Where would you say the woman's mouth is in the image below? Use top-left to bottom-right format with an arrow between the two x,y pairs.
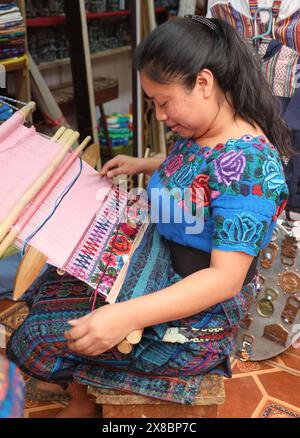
170,124 -> 179,132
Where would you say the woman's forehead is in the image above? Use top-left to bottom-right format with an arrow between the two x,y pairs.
140,72 -> 181,99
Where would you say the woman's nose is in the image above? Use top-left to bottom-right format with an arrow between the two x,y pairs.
154,104 -> 168,122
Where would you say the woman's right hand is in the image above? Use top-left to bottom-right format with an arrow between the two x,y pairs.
100,155 -> 145,178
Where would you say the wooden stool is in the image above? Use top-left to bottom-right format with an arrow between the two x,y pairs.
88,374 -> 225,418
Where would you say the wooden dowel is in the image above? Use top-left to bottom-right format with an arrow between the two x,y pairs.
57,129 -> 75,145
19,101 -> 36,120
0,131 -> 79,243
117,339 -> 133,355
52,126 -> 66,142
126,330 -> 143,345
0,136 -> 91,259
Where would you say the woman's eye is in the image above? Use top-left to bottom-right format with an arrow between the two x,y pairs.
160,102 -> 167,108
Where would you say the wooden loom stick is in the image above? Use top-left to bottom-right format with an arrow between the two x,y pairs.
57,128 -> 75,145
19,101 -> 37,120
117,340 -> 133,354
52,126 -> 66,142
12,136 -> 91,300
126,330 -> 143,345
0,130 -> 79,243
0,136 -> 91,259
13,246 -> 48,301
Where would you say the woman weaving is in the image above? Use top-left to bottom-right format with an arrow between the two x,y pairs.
7,16 -> 290,417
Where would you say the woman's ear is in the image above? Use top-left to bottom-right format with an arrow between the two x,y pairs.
196,69 -> 214,99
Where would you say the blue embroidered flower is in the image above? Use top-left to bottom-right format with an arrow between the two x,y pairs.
219,213 -> 263,248
262,158 -> 285,190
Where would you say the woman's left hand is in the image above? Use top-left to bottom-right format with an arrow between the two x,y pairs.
64,303 -> 135,356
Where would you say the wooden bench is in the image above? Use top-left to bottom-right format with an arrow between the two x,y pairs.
88,374 -> 225,418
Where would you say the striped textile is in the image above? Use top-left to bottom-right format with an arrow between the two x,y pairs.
6,225 -> 257,405
0,356 -> 24,418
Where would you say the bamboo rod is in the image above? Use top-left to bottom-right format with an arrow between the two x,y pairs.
0,136 -> 91,258
52,126 -> 67,142
126,330 -> 143,345
57,129 -> 75,145
117,339 -> 133,354
19,101 -> 36,120
0,131 -> 79,243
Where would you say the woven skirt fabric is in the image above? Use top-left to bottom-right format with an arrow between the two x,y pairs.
6,267 -> 232,405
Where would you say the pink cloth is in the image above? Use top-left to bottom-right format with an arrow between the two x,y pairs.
0,115 -> 112,268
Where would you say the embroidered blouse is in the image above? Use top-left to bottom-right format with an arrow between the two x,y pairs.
147,134 -> 289,257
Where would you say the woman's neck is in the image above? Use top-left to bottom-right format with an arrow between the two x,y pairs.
194,98 -> 265,148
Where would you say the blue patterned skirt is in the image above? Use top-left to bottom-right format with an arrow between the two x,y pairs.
7,226 -> 257,405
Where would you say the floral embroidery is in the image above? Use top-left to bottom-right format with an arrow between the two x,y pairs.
262,158 -> 286,190
102,252 -> 117,267
272,199 -> 288,221
189,174 -> 211,208
203,149 -> 213,158
213,150 -> 246,186
112,234 -> 132,255
165,153 -> 184,177
258,135 -> 267,144
155,135 -> 288,257
252,184 -> 263,196
171,163 -> 198,187
242,135 -> 254,142
240,184 -> 250,196
217,213 -> 263,249
253,142 -> 264,152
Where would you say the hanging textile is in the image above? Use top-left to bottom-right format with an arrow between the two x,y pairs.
208,0 -> 300,52
0,111 -> 149,299
207,0 -> 300,21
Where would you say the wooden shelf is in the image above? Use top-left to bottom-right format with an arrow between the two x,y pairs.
0,56 -> 28,73
36,45 -> 131,71
90,45 -> 131,60
26,7 -> 167,27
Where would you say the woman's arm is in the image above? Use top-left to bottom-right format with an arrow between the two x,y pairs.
143,157 -> 165,176
100,155 -> 165,178
65,250 -> 253,356
124,249 -> 254,329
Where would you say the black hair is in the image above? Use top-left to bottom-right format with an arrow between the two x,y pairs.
134,17 -> 293,159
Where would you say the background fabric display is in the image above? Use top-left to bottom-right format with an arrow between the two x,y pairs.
207,0 -> 300,21
208,1 -> 300,212
0,0 -> 25,61
207,0 -> 300,53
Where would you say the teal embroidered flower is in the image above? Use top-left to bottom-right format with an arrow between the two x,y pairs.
172,163 -> 197,187
219,213 -> 263,248
262,158 -> 285,190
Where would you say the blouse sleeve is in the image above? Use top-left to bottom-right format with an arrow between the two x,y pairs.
208,143 -> 289,256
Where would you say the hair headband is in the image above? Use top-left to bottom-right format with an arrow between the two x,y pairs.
184,15 -> 219,35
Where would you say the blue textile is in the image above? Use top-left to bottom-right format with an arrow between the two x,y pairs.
147,135 -> 289,255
